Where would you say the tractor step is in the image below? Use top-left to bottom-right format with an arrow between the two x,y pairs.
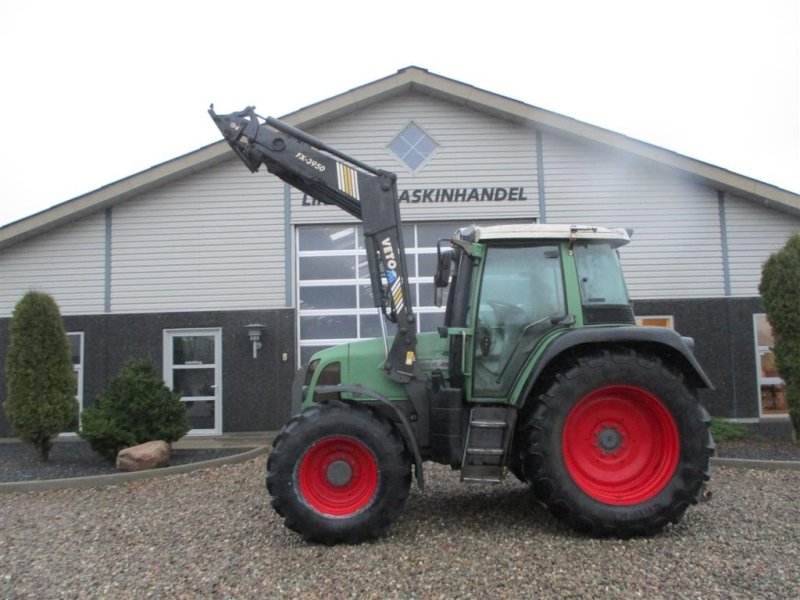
470,420 -> 508,428
460,406 -> 516,484
466,447 -> 504,455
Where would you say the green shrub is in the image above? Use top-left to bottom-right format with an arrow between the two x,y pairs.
4,292 -> 77,461
759,233 -> 800,442
709,418 -> 748,442
80,359 -> 189,463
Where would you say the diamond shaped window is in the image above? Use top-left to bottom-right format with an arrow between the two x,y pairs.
388,122 -> 439,171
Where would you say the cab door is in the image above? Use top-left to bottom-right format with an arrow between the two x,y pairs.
469,244 -> 567,400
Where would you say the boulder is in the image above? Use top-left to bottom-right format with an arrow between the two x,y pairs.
116,440 -> 172,472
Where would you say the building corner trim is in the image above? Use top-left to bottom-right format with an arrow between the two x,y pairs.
104,207 -> 112,313
717,190 -> 731,297
536,130 -> 546,223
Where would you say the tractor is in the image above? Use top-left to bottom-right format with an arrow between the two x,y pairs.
210,106 -> 714,544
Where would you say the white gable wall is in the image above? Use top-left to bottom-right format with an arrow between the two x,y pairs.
110,159 -> 286,313
725,193 -> 800,296
1,159 -> 289,318
3,92 -> 799,320
0,211 -> 106,316
541,132 -> 725,299
291,91 -> 539,224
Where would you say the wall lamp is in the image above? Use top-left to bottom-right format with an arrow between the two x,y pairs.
245,323 -> 265,359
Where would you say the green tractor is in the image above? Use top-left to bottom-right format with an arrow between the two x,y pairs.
211,107 -> 714,544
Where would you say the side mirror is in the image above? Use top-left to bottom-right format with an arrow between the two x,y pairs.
433,242 -> 454,307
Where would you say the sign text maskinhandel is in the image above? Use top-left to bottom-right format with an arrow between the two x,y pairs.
301,187 -> 528,206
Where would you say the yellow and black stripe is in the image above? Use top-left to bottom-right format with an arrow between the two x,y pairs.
336,162 -> 360,200
390,278 -> 405,313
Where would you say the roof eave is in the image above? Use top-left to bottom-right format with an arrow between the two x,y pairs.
0,142 -> 232,250
2,66 -> 798,249
290,67 -> 799,216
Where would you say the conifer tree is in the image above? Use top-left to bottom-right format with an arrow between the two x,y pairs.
4,291 -> 77,461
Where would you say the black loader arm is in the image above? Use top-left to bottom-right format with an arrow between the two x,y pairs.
209,106 -> 421,383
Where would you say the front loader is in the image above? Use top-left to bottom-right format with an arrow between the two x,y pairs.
210,107 -> 714,544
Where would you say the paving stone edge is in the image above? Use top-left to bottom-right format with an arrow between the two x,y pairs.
0,445 -> 269,494
709,456 -> 800,471
2,450 -> 798,494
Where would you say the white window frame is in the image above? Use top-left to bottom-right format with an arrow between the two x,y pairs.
753,314 -> 787,419
295,224 -> 447,366
60,331 -> 84,436
387,120 -> 441,173
163,328 -> 223,435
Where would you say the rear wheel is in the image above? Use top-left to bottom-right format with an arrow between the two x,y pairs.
267,403 -> 411,544
520,348 -> 713,537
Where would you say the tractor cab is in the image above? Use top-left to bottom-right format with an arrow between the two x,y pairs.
438,224 -> 635,402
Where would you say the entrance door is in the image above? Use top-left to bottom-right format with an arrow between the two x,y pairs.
164,328 -> 222,434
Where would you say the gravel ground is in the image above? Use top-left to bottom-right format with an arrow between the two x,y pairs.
1,456 -> 798,599
0,441 -> 245,482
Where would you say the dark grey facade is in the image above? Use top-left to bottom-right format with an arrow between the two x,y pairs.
0,296 -> 769,437
632,297 -> 764,419
0,309 -> 296,437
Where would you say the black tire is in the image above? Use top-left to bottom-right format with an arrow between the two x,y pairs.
519,348 -> 714,537
266,402 -> 411,544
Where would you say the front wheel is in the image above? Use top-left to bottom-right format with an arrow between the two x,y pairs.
520,348 -> 714,537
267,403 -> 411,544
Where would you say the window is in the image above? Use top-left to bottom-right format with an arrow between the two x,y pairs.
635,316 -> 674,328
388,122 -> 439,172
573,243 -> 630,305
754,314 -> 787,416
296,223 -> 428,364
295,221 -> 522,365
63,332 -> 84,433
164,329 -> 222,433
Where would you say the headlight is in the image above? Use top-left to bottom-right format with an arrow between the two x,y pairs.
313,362 -> 341,402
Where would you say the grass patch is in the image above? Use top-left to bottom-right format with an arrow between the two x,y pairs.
709,418 -> 748,442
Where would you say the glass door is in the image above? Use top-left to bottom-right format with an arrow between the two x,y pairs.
164,328 -> 222,434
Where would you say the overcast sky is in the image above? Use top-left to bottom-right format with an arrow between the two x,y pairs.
0,0 -> 797,227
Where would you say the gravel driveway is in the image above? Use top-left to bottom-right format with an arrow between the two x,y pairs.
1,456 -> 798,599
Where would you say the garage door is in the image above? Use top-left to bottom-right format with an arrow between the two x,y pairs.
296,220 -> 521,364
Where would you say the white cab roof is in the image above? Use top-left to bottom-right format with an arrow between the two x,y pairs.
464,223 -> 632,246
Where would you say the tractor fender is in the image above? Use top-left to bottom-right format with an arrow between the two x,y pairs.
315,384 -> 425,491
518,326 -> 714,406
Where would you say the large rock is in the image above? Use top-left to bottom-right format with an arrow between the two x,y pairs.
116,441 -> 172,472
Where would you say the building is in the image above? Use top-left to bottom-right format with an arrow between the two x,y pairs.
1,67 -> 798,436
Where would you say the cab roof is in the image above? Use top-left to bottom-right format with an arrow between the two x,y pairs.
460,223 -> 632,246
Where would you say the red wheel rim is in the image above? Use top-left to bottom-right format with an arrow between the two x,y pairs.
562,385 -> 680,505
297,436 -> 378,516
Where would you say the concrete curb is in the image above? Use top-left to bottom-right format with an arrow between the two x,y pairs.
0,445 -> 269,494
710,456 -> 800,471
